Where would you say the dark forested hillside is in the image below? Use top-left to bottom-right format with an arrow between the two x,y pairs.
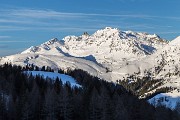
0,63 -> 179,120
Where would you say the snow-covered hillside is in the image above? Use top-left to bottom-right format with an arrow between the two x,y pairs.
143,36 -> 180,108
2,27 -> 180,109
0,53 -> 111,81
25,71 -> 80,87
149,90 -> 180,109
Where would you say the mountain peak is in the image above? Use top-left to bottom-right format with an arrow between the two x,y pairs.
94,27 -> 120,35
22,27 -> 166,58
44,38 -> 59,45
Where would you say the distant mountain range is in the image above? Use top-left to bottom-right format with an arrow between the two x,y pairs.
1,27 -> 180,109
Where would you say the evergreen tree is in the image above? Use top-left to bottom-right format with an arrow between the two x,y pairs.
88,87 -> 102,120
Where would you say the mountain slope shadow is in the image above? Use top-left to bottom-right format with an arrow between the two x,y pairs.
55,46 -> 102,66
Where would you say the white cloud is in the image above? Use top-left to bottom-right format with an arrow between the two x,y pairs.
0,8 -> 155,32
158,31 -> 180,34
9,9 -> 178,21
0,25 -> 29,31
0,8 -> 158,23
0,40 -> 35,43
1,9 -> 86,19
0,36 -> 11,39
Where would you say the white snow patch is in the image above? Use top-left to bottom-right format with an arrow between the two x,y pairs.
25,71 -> 81,87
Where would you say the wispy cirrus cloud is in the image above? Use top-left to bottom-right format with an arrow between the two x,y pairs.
0,8 -> 156,19
0,40 -> 32,43
0,36 -> 11,39
9,9 -> 180,21
0,25 -> 29,31
4,9 -> 85,19
0,8 -> 180,37
158,31 -> 180,35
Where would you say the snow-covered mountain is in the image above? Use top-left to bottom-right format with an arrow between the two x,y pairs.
22,27 -> 166,60
0,27 -> 168,80
2,27 -> 167,80
3,27 -> 180,108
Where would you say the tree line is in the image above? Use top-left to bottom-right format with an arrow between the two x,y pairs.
0,63 -> 179,120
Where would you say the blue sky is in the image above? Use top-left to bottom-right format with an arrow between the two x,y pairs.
0,0 -> 180,56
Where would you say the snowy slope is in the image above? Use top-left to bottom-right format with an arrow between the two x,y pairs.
148,90 -> 180,109
169,36 -> 180,45
25,71 -> 80,87
0,53 -> 111,81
